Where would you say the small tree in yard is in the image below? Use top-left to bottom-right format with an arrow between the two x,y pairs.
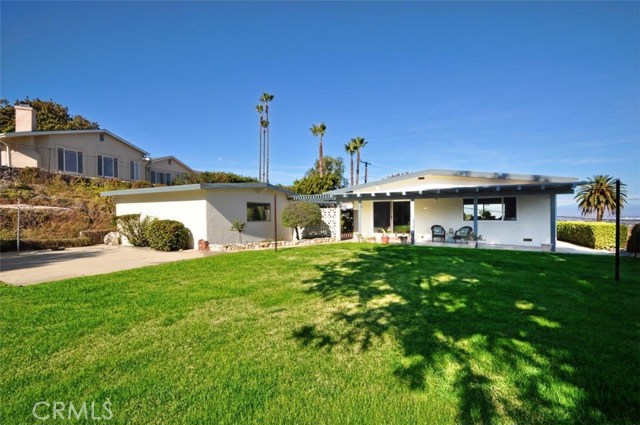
282,202 -> 322,240
230,219 -> 246,243
627,224 -> 640,257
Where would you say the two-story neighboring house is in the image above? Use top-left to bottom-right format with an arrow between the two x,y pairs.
0,105 -> 196,183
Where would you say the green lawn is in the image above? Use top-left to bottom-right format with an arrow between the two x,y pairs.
1,244 -> 639,424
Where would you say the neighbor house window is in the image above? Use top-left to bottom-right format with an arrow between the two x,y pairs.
98,155 -> 118,178
463,197 -> 517,221
373,201 -> 410,232
247,202 -> 271,221
57,148 -> 83,174
150,171 -> 171,185
130,161 -> 140,180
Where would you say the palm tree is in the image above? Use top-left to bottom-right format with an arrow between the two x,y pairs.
260,93 -> 274,182
344,140 -> 356,186
310,122 -> 327,176
575,175 -> 627,221
352,136 -> 367,185
256,104 -> 264,182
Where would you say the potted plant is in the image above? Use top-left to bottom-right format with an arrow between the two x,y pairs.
378,228 -> 390,244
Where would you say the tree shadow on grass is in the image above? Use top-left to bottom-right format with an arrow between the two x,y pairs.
293,244 -> 640,425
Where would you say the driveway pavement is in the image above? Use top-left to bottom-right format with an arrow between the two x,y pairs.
0,245 -> 214,286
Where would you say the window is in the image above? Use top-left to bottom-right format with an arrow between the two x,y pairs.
247,202 -> 271,221
373,201 -> 410,232
98,155 -> 118,178
99,133 -> 104,142
57,148 -> 83,174
130,161 -> 140,180
463,197 -> 517,221
151,171 -> 172,185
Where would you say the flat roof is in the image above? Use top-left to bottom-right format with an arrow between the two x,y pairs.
101,183 -> 296,197
328,168 -> 579,195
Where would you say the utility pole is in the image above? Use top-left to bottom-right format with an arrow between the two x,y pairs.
360,160 -> 371,184
615,178 -> 621,281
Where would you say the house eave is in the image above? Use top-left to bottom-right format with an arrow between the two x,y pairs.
101,182 -> 296,198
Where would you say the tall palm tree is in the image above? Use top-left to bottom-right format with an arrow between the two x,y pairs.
575,175 -> 627,221
256,104 -> 264,182
260,93 -> 274,183
344,140 -> 357,186
352,136 -> 367,185
310,122 -> 327,176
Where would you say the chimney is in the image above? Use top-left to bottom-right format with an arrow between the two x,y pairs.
15,105 -> 36,132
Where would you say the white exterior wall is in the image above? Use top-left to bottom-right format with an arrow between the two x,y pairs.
359,195 -> 552,247
206,189 -> 293,244
113,190 -> 208,248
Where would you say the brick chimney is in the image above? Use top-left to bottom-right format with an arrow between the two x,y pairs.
15,105 -> 36,132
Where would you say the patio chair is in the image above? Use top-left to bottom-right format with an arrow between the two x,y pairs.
431,225 -> 446,242
453,226 -> 473,244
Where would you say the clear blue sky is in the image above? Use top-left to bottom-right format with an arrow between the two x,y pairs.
2,1 -> 639,216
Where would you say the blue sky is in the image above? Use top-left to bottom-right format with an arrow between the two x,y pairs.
2,1 -> 639,216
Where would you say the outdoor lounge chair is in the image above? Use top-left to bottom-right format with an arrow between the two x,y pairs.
453,226 -> 473,243
431,225 -> 446,242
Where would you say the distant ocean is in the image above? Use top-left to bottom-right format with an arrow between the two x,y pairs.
558,216 -> 640,229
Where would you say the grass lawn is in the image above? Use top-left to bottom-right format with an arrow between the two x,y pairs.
1,244 -> 639,424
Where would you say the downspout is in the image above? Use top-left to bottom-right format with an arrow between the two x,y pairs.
0,134 -> 11,168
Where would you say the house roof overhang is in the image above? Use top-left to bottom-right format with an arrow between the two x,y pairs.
329,181 -> 581,202
100,183 -> 296,198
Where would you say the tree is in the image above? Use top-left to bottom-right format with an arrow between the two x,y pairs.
310,122 -> 327,177
344,139 -> 356,186
256,104 -> 264,182
351,137 -> 367,185
575,175 -> 627,221
281,202 -> 322,240
173,171 -> 257,185
260,92 -> 274,182
627,224 -> 640,256
230,218 -> 247,243
291,156 -> 347,195
0,98 -> 99,132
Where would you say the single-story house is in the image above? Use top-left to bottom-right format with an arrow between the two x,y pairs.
101,183 -> 296,248
327,169 -> 581,252
0,105 -> 150,180
148,156 -> 196,185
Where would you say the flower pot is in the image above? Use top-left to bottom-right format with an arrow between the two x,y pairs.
381,236 -> 390,244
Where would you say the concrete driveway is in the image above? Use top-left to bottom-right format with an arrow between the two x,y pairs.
0,245 -> 215,286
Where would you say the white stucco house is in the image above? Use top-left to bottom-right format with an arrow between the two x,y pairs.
101,183 -> 295,248
327,169 -> 581,252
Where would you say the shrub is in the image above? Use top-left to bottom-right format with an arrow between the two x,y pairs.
557,221 -> 628,250
146,219 -> 190,251
115,214 -> 154,247
79,229 -> 114,245
626,224 -> 640,255
0,237 -> 91,252
282,202 -> 322,240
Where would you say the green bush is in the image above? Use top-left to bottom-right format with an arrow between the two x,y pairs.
146,219 -> 190,251
115,214 -> 154,247
0,237 -> 91,252
557,221 -> 628,250
282,202 -> 322,240
79,229 -> 114,245
626,224 -> 640,255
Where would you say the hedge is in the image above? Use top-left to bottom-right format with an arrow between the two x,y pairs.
0,237 -> 91,252
79,229 -> 114,245
146,219 -> 190,251
557,221 -> 628,250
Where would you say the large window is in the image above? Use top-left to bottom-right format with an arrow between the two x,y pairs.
247,202 -> 271,221
373,201 -> 410,232
98,155 -> 118,178
57,148 -> 83,174
130,161 -> 140,181
150,171 -> 172,185
463,197 -> 517,221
